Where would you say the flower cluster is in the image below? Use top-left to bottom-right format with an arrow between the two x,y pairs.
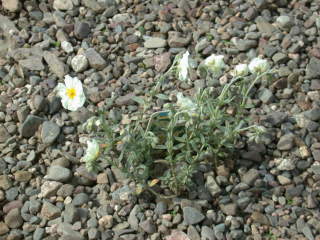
177,52 -> 270,80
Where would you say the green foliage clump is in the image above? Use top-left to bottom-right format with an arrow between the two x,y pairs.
83,53 -> 272,197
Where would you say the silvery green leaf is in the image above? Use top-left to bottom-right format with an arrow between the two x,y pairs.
156,94 -> 169,100
131,96 -> 145,105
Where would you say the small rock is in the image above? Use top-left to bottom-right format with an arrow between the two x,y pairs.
306,57 -> 320,79
85,48 -> 107,70
275,158 -> 296,171
53,0 -> 73,10
154,52 -> 171,73
45,165 -> 72,183
201,226 -> 215,240
277,175 -> 291,185
255,0 -> 267,8
75,22 -> 91,39
19,57 -> 44,71
71,55 -> 88,73
61,41 -> 74,53
72,193 -> 89,206
83,0 -> 106,12
307,194 -> 318,209
39,181 -> 62,198
29,200 -> 41,215
43,51 -> 68,78
255,16 -> 278,36
264,112 -> 287,126
57,222 -> 84,240
165,230 -> 190,240
41,121 -> 61,144
98,215 -> 113,229
3,200 -> 23,214
96,173 -> 108,184
258,88 -> 274,103
272,52 -> 288,64
14,171 -> 32,182
251,211 -> 270,225
111,185 -> 134,201
0,175 -> 12,190
139,219 -> 157,234
32,95 -> 46,112
0,222 -> 9,235
63,204 -> 80,223
277,134 -> 295,150
241,169 -> 259,185
276,16 -> 291,29
304,108 -> 320,121
205,175 -> 221,198
5,208 -> 23,228
20,115 -> 44,138
168,31 -> 191,47
128,205 -> 141,230
41,201 -> 61,220
220,203 -> 237,216
115,93 -> 135,106
183,207 -> 205,225
302,225 -> 314,240
33,228 -> 45,240
2,0 -> 21,12
233,38 -> 257,51
144,37 -> 167,48
154,201 -> 167,215
195,38 -> 210,53
49,96 -> 62,114
0,126 -> 10,143
187,225 -> 200,240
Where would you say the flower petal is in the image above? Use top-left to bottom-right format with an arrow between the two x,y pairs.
56,83 -> 66,98
64,75 -> 74,88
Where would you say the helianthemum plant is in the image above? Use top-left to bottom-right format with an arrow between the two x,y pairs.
82,52 -> 272,197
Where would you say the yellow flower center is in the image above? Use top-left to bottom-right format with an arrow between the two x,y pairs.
66,88 -> 77,99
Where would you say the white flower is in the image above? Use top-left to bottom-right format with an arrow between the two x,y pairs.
204,54 -> 226,73
176,92 -> 197,111
56,75 -> 85,111
232,64 -> 249,77
83,116 -> 101,132
81,139 -> 100,166
178,51 -> 190,81
248,58 -> 269,74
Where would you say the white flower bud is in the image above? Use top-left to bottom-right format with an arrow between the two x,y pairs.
204,54 -> 226,73
232,64 -> 249,77
178,51 -> 190,81
248,58 -> 269,74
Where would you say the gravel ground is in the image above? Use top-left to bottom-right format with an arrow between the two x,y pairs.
0,0 -> 320,239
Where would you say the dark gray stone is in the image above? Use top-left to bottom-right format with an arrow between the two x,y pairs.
72,193 -> 89,206
43,51 -> 68,78
64,204 -> 79,223
183,206 -> 205,225
41,121 -> 61,144
277,134 -> 295,150
20,115 -> 44,138
58,222 -> 84,240
5,208 -> 23,228
139,219 -> 156,234
33,228 -> 45,240
306,57 -> 320,79
46,166 -> 72,183
85,48 -> 107,70
75,22 -> 90,39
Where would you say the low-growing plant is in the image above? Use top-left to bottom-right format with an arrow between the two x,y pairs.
82,53 -> 273,197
